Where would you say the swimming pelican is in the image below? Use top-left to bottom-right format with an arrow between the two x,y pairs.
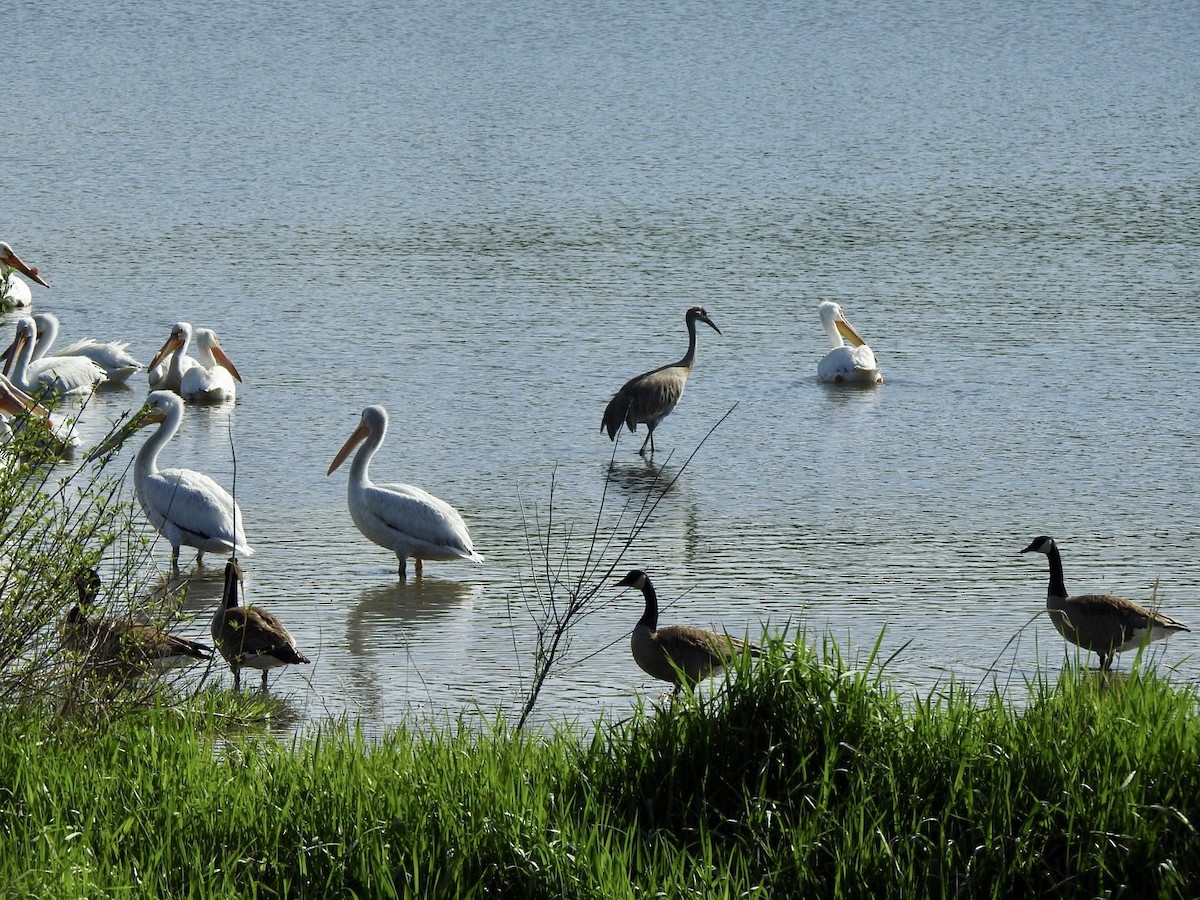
88,390 -> 253,576
146,322 -> 201,393
31,312 -> 142,385
817,301 -> 883,385
1022,536 -> 1188,670
616,569 -> 759,694
62,568 -> 213,671
0,241 -> 49,310
327,404 -> 483,580
180,327 -> 241,403
211,558 -> 310,690
0,373 -> 76,459
3,316 -> 107,399
602,306 -> 721,456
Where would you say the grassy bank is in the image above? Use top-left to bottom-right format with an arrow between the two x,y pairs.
2,640 -> 1198,898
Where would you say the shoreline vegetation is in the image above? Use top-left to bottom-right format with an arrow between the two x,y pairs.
2,642 -> 1199,898
2,411 -> 1198,897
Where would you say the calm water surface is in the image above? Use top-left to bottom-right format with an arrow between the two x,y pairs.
4,0 -> 1199,731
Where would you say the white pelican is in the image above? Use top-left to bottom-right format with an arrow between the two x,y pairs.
180,327 -> 242,404
146,322 -> 201,393
0,373 -> 76,459
817,301 -> 883,385
602,306 -> 721,456
88,390 -> 253,576
211,558 -> 310,690
327,404 -> 483,580
31,312 -> 143,385
0,241 -> 49,310
3,316 -> 107,399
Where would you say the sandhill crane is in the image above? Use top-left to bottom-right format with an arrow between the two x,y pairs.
616,569 -> 757,693
1021,535 -> 1188,670
602,306 -> 721,455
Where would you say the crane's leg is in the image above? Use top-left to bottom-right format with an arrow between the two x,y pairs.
638,429 -> 653,455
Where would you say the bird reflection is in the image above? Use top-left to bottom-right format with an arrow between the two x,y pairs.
604,457 -> 678,496
346,580 -> 478,657
149,564 -> 230,613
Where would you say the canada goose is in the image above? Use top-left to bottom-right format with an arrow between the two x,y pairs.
211,559 -> 310,690
602,306 -> 721,456
61,568 -> 212,671
616,569 -> 757,693
817,301 -> 882,384
1021,535 -> 1189,670
327,404 -> 483,580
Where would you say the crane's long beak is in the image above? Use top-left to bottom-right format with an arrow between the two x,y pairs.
327,424 -> 369,475
0,247 -> 49,288
835,316 -> 867,347
211,343 -> 243,382
147,336 -> 184,372
704,317 -> 722,336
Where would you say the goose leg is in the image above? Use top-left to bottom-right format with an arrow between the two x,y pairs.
261,669 -> 269,691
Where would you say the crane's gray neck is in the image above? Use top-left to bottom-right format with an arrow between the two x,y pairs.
1045,543 -> 1067,601
677,312 -> 700,370
636,578 -> 660,630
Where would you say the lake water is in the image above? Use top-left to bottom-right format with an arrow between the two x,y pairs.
5,0 -> 1199,731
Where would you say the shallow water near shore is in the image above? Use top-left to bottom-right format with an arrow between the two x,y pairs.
5,0 -> 1199,732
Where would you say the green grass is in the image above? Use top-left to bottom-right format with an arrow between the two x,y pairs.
1,642 -> 1198,898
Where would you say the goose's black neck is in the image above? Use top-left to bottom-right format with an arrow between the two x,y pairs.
636,578 -> 660,630
1045,542 -> 1067,600
223,561 -> 242,610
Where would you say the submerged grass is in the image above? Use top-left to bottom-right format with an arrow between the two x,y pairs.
2,639 -> 1199,898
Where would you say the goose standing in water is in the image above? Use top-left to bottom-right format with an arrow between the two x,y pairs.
0,241 -> 49,310
62,568 -> 213,671
602,306 -> 721,456
816,301 -> 883,385
1021,535 -> 1188,670
87,391 -> 253,576
327,404 -> 482,580
211,559 -> 309,690
616,569 -> 758,693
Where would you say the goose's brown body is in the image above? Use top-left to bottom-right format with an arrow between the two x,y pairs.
618,569 -> 756,692
211,559 -> 310,690
1022,536 -> 1188,670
